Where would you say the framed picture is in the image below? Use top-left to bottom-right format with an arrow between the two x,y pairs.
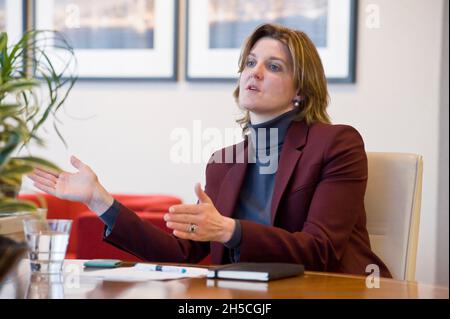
0,0 -> 25,44
34,0 -> 178,80
186,0 -> 357,83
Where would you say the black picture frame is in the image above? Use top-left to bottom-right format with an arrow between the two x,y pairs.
33,0 -> 179,81
185,0 -> 357,83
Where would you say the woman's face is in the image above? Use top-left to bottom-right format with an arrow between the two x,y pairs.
239,37 -> 299,118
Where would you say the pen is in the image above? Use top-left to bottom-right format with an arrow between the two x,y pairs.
134,263 -> 187,274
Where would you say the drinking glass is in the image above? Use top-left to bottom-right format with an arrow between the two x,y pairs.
22,219 -> 72,274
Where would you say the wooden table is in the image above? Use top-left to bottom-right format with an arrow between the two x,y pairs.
0,259 -> 447,299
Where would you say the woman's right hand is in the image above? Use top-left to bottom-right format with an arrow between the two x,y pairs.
27,155 -> 114,215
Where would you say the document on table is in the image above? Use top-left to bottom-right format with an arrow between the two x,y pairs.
81,264 -> 209,282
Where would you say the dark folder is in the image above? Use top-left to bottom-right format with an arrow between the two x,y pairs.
207,262 -> 304,281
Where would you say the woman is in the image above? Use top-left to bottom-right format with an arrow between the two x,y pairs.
29,23 -> 391,278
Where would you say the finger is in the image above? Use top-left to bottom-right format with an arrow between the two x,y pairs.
33,167 -> 60,179
28,172 -> 56,186
169,204 -> 202,214
33,182 -> 56,196
195,183 -> 212,204
27,173 -> 37,181
164,213 -> 199,224
165,221 -> 192,232
70,155 -> 84,170
172,230 -> 195,240
27,173 -> 41,184
31,169 -> 59,183
28,173 -> 56,188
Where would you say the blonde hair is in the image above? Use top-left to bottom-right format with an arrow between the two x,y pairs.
234,23 -> 331,133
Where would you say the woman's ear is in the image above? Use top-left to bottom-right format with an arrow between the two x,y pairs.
296,91 -> 304,101
293,93 -> 305,107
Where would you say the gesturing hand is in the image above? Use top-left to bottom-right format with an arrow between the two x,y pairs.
165,183 -> 236,243
27,155 -> 113,215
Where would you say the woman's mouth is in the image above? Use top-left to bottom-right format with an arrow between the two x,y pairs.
246,84 -> 260,92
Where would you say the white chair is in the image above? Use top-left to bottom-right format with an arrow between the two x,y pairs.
365,152 -> 423,281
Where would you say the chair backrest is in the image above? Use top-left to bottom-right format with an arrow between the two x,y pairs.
365,152 -> 423,281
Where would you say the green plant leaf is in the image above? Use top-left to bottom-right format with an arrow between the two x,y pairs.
12,156 -> 61,172
0,164 -> 34,177
0,79 -> 40,95
0,32 -> 7,52
0,104 -> 23,119
0,175 -> 22,186
0,132 -> 22,168
0,198 -> 37,214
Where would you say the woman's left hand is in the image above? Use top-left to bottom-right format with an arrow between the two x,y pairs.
165,183 -> 236,243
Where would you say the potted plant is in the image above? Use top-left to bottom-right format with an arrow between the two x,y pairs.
0,30 -> 77,216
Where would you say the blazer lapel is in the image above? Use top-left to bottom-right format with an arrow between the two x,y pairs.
214,140 -> 249,218
270,121 -> 309,224
212,140 -> 249,264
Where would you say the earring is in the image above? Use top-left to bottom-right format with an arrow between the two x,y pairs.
294,100 -> 300,107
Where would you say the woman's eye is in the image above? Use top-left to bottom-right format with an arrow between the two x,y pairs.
246,60 -> 256,67
269,64 -> 281,72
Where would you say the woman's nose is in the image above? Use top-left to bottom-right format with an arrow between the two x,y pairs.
250,63 -> 264,80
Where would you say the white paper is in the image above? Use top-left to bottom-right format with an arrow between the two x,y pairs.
81,268 -> 188,282
81,266 -> 208,282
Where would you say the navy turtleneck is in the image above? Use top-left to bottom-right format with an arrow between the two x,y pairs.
224,107 -> 299,260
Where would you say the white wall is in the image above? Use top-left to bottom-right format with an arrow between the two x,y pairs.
436,0 -> 449,286
328,0 -> 445,285
20,0 -> 448,285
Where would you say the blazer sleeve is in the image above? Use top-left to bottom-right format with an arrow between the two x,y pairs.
103,198 -> 211,263
237,125 -> 368,271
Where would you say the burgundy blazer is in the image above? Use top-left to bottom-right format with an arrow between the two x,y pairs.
104,120 -> 392,278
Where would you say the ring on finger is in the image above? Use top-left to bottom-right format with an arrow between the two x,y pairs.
187,223 -> 198,233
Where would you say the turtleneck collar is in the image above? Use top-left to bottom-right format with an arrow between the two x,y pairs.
248,107 -> 299,153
